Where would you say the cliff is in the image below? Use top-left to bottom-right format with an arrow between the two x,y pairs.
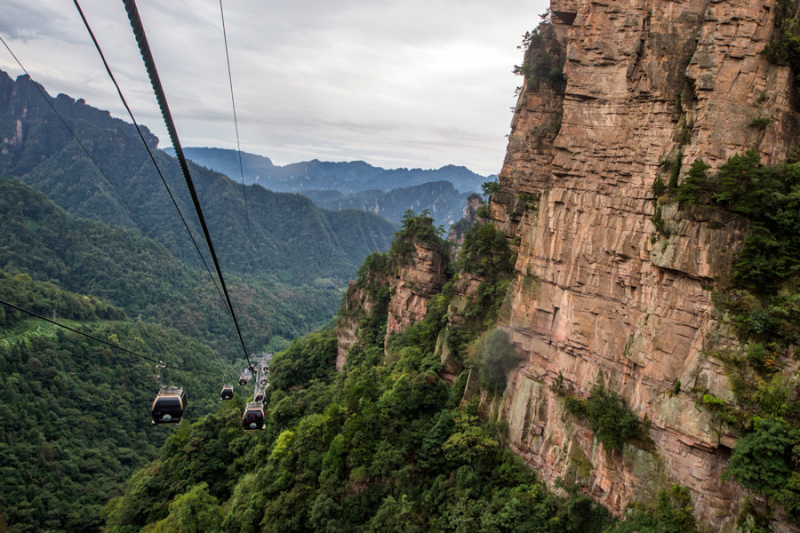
488,0 -> 800,530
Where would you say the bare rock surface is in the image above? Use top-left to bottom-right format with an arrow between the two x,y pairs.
489,0 -> 800,530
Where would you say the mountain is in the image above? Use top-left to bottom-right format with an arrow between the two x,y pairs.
0,71 -> 398,287
101,1 -> 800,532
171,146 -> 490,195
0,177 -> 340,355
300,181 -> 478,228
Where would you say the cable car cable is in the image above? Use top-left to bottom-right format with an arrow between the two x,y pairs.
71,0 -> 226,305
122,0 -> 253,369
0,298 -> 217,376
0,34 -> 153,238
218,0 -> 256,254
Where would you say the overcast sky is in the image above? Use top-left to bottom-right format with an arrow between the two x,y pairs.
1,0 -> 548,175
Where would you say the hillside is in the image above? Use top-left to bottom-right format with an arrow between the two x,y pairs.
102,213 -> 701,533
174,146 -> 489,195
0,71 -> 397,286
0,271 -> 231,532
0,177 -> 339,355
300,181 -> 477,228
106,0 -> 800,531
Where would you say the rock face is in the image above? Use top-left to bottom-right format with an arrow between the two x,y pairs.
489,0 -> 800,531
336,242 -> 448,370
387,243 -> 448,335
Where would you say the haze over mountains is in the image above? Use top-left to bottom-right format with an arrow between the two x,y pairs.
171,146 -> 490,195
171,146 -> 491,227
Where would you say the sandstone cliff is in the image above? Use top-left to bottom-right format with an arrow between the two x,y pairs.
488,0 -> 800,531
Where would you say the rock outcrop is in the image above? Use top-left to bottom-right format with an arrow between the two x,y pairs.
488,0 -> 800,531
386,243 -> 449,336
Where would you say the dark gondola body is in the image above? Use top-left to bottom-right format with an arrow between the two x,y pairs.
220,385 -> 235,400
151,386 -> 187,425
254,391 -> 265,403
242,402 -> 265,430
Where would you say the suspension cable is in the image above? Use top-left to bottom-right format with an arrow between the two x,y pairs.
0,34 -> 152,237
218,0 -> 256,253
0,298 -> 216,376
122,0 -> 252,369
71,0 -> 226,305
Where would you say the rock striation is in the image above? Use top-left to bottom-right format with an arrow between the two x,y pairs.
487,0 -> 800,530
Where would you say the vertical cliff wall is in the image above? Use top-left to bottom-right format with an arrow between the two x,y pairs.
490,0 -> 800,530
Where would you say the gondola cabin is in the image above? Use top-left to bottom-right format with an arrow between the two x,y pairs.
254,390 -> 265,403
260,377 -> 268,386
238,369 -> 251,386
242,402 -> 265,430
151,386 -> 187,425
220,385 -> 235,401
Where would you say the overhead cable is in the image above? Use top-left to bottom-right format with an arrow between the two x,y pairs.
122,0 -> 253,369
218,0 -> 256,253
0,298 -> 216,376
72,0 -> 226,304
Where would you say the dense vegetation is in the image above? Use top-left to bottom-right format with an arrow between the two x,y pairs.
0,273 -> 231,532
562,386 -> 643,452
0,177 -> 339,356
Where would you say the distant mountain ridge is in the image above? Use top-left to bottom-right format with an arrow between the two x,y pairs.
301,181 -> 479,228
169,146 -> 490,196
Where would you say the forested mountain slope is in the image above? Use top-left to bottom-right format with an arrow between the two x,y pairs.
0,178 -> 338,355
0,271 -> 229,533
102,214 -> 697,533
0,71 -> 397,286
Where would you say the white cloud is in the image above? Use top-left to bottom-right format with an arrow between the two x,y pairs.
0,0 -> 548,175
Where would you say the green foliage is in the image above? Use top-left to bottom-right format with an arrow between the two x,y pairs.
652,174 -> 666,198
481,181 -> 501,197
459,222 -> 515,279
675,159 -> 711,205
604,485 -> 698,533
513,24 -> 566,92
473,329 -> 520,395
725,417 -> 800,518
388,210 -> 449,265
0,275 -> 228,533
142,483 -> 223,533
763,0 -> 800,105
750,118 -> 772,129
672,152 -> 800,352
269,331 -> 337,390
564,386 -> 641,451
0,178 -> 343,357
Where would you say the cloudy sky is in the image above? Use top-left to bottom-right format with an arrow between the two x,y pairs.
1,0 -> 547,175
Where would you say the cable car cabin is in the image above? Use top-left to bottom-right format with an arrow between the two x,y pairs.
254,390 -> 265,403
262,364 -> 269,374
238,370 -> 251,386
260,377 -> 268,386
220,385 -> 235,401
151,386 -> 187,425
242,402 -> 265,430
